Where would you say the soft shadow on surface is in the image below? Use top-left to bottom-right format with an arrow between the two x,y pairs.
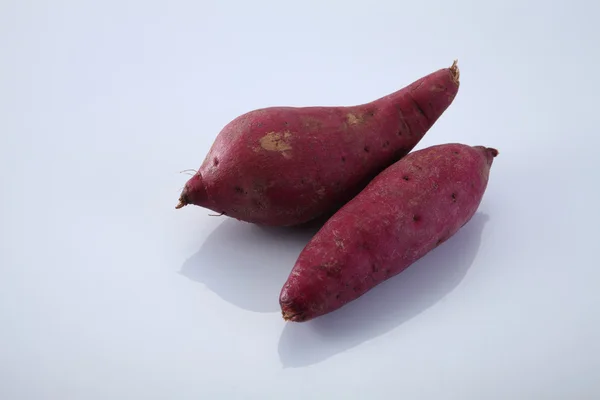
278,213 -> 490,368
180,218 -> 322,313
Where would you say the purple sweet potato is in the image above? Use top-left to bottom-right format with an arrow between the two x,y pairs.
279,143 -> 498,322
176,61 -> 461,226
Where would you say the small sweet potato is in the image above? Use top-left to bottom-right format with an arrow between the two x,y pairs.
279,143 -> 498,322
176,61 -> 461,226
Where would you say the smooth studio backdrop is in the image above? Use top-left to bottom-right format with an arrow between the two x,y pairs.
1,1 -> 599,399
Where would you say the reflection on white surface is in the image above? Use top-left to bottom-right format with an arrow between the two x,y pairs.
180,220 -> 319,313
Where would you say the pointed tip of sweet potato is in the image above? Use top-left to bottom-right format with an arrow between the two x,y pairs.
176,172 -> 208,209
449,59 -> 460,85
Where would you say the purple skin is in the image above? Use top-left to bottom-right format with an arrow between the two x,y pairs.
279,143 -> 498,322
176,62 -> 460,226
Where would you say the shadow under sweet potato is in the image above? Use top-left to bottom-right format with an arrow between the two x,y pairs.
179,218 -> 322,313
277,212 -> 490,368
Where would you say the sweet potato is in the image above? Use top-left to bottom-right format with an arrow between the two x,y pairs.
176,61 -> 461,226
279,143 -> 498,322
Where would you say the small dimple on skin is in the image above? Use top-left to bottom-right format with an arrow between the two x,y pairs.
253,199 -> 266,209
364,145 -> 370,153
213,157 -> 219,166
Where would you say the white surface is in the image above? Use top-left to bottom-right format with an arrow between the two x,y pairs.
1,1 -> 599,399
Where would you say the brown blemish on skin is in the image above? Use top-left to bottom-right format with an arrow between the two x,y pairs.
257,131 -> 293,157
302,117 -> 323,131
346,113 -> 362,125
348,109 -> 377,126
319,262 -> 342,278
333,231 -> 344,249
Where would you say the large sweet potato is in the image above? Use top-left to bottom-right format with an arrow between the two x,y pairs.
176,61 -> 461,226
279,143 -> 498,322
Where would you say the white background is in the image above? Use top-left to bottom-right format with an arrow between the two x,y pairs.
1,1 -> 599,399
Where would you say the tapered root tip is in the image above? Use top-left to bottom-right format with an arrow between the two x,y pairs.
449,59 -> 460,85
175,193 -> 189,209
487,147 -> 499,158
281,308 -> 303,322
